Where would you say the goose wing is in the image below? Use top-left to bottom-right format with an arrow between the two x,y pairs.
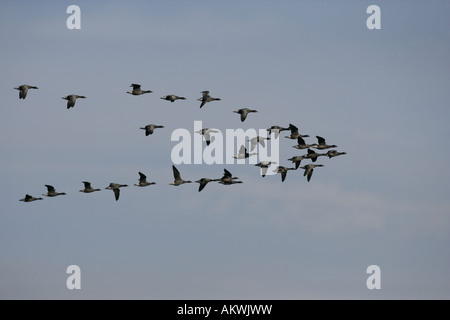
223,168 -> 232,178
45,185 -> 55,193
289,123 -> 299,134
316,136 -> 326,145
82,181 -> 92,189
138,172 -> 147,183
172,165 -> 181,180
113,188 -> 120,201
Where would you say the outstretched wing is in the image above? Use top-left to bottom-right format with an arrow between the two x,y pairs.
82,181 -> 92,189
297,137 -> 306,145
138,172 -> 147,182
172,165 -> 181,180
316,136 -> 326,145
223,168 -> 232,178
289,123 -> 299,134
113,188 -> 120,201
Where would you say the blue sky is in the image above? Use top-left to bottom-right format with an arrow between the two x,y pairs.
1,0 -> 449,299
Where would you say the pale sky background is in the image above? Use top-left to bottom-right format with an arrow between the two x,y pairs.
1,0 -> 449,299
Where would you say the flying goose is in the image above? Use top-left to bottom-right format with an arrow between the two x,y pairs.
14,85 -> 38,99
233,145 -> 257,160
267,125 -> 290,139
325,150 -> 347,158
195,128 -> 219,146
170,165 -> 192,186
62,94 -> 86,109
127,84 -> 153,95
254,161 -> 277,177
302,148 -> 326,162
197,91 -> 221,108
287,155 -> 307,170
312,136 -> 337,150
105,183 -> 128,201
79,181 -> 101,193
285,123 -> 310,139
300,164 -> 324,182
218,168 -> 243,185
160,95 -> 186,102
19,194 -> 43,202
140,124 -> 164,136
273,166 -> 296,182
42,185 -> 66,197
292,137 -> 315,150
233,108 -> 258,122
195,177 -> 220,192
134,172 -> 156,187
247,136 -> 271,151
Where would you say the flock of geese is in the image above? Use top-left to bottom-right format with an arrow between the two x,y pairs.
15,83 -> 346,202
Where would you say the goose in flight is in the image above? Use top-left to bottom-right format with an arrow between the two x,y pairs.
312,136 -> 337,150
105,183 -> 128,201
195,128 -> 219,146
287,155 -> 307,170
273,166 -> 296,182
127,84 -> 153,95
300,164 -> 324,182
233,145 -> 257,160
79,181 -> 101,193
195,177 -> 220,192
160,94 -> 186,102
140,124 -> 164,136
292,137 -> 315,150
197,91 -> 221,108
267,125 -> 290,139
303,148 -> 326,162
62,94 -> 86,109
325,150 -> 347,158
254,161 -> 277,177
233,108 -> 258,122
42,185 -> 66,197
14,85 -> 38,99
19,194 -> 43,202
134,172 -> 156,187
285,123 -> 309,140
218,168 -> 243,185
170,165 -> 192,186
247,136 -> 270,151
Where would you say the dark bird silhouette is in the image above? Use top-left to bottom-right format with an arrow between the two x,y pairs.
195,177 -> 220,192
273,166 -> 296,182
160,95 -> 186,102
300,164 -> 324,182
312,136 -> 337,150
127,84 -> 152,95
105,183 -> 128,201
170,165 -> 192,186
285,123 -> 309,139
134,172 -> 156,187
14,85 -> 38,99
267,125 -> 290,139
197,90 -> 221,108
218,169 -> 243,185
42,185 -> 66,197
233,108 -> 258,122
140,124 -> 164,136
79,181 -> 101,193
19,194 -> 43,202
62,94 -> 86,109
